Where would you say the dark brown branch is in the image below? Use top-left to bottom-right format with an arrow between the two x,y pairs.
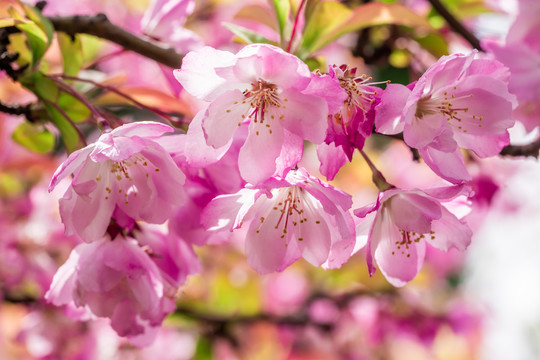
500,137 -> 540,157
0,101 -> 38,122
48,14 -> 184,68
426,0 -> 483,51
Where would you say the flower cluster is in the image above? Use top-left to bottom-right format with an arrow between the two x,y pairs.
42,13 -> 519,348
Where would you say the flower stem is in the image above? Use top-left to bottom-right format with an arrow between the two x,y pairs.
359,150 -> 394,192
287,0 -> 307,53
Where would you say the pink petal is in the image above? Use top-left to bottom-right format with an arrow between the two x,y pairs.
141,0 -> 195,37
238,120 -> 284,184
403,112 -> 447,149
274,130 -> 304,178
455,132 -> 510,157
428,207 -> 472,251
418,147 -> 471,184
236,44 -> 311,89
388,192 -> 442,233
245,204 -> 300,274
49,146 -> 93,191
90,135 -> 147,163
295,197 -> 332,267
174,46 -> 237,101
45,246 -> 80,305
317,142 -> 348,181
374,84 -> 410,135
278,88 -> 329,144
184,109 -> 232,167
110,121 -> 174,139
303,73 -> 348,115
60,164 -> 115,242
437,76 -> 514,136
371,208 -> 426,287
203,90 -> 249,148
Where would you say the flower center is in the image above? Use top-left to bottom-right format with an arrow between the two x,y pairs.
391,230 -> 436,258
256,186 -> 322,244
97,154 -> 160,204
227,79 -> 288,136
415,88 -> 482,133
339,73 -> 379,113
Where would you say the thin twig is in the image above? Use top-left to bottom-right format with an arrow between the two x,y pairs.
0,101 -> 33,119
53,74 -> 178,123
500,137 -> 540,158
48,76 -> 103,119
426,0 -> 483,51
48,14 -> 183,68
287,0 -> 307,53
41,98 -> 87,147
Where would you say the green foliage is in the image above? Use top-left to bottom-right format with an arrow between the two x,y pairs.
21,72 -> 83,152
193,337 -> 213,360
11,122 -> 55,154
5,2 -> 53,70
301,1 -> 351,56
223,22 -> 275,45
415,33 -> 449,57
57,92 -> 92,123
57,33 -> 83,76
375,64 -> 410,86
300,1 -> 433,57
270,0 -> 291,42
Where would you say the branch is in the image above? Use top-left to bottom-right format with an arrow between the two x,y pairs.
173,288 -> 391,337
500,137 -> 540,157
426,0 -> 483,51
48,14 -> 184,68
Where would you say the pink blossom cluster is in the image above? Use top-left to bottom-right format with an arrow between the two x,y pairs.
45,33 -> 516,346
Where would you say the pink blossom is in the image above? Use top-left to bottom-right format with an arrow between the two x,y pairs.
202,167 -> 356,274
49,121 -> 186,243
133,226 -> 201,288
375,51 -> 515,183
141,0 -> 202,52
484,0 -> 540,131
317,65 -> 381,180
45,235 -> 177,345
174,44 -> 346,184
355,185 -> 472,287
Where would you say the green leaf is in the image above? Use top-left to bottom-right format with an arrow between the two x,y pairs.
20,72 -> 83,152
12,122 -> 55,153
42,102 -> 81,153
302,2 -> 432,54
79,34 -> 103,64
29,71 -> 59,102
304,0 -> 322,26
23,3 -> 54,45
7,5 -> 52,69
375,64 -> 410,86
58,92 -> 91,123
270,0 -> 291,40
415,33 -> 449,57
301,1 -> 351,55
222,22 -> 274,45
234,4 -> 279,32
7,32 -> 33,66
0,18 -> 16,27
58,33 -> 83,76
193,337 -> 213,360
